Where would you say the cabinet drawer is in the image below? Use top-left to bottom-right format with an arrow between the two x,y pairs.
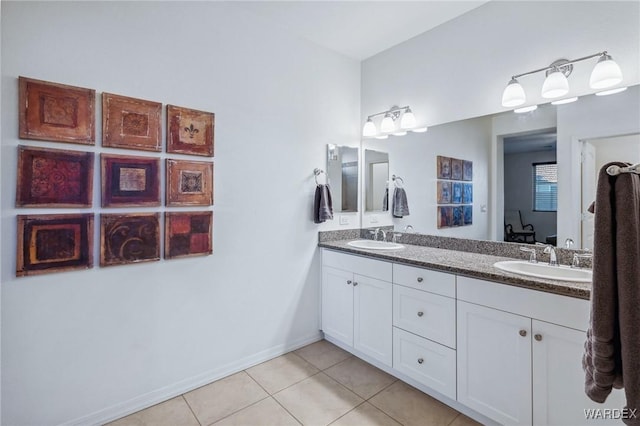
393,264 -> 455,298
322,249 -> 392,282
393,327 -> 456,400
393,285 -> 456,348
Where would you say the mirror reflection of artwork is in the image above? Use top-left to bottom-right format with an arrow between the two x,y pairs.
463,160 -> 473,181
463,183 -> 473,204
437,156 -> 451,179
451,158 -> 463,180
166,159 -> 213,206
100,213 -> 160,266
452,182 -> 463,204
453,206 -> 464,226
165,211 -> 213,259
464,205 -> 473,225
167,105 -> 214,157
438,206 -> 453,228
437,181 -> 452,204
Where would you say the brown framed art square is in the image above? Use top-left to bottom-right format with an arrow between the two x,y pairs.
102,93 -> 162,152
16,213 -> 94,277
100,213 -> 160,267
167,105 -> 214,157
17,145 -> 94,208
19,76 -> 96,145
166,159 -> 213,206
165,211 -> 213,259
101,154 -> 160,207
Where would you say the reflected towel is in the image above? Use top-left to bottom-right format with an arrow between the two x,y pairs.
392,187 -> 410,218
582,162 -> 640,425
314,184 -> 333,223
383,187 -> 389,212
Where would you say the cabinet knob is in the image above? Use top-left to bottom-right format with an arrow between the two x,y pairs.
417,358 -> 424,364
519,329 -> 527,337
417,277 -> 424,283
346,280 -> 352,285
534,334 -> 543,341
417,311 -> 424,317
353,282 -> 358,286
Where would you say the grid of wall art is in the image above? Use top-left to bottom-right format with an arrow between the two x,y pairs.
436,155 -> 472,228
15,76 -> 215,277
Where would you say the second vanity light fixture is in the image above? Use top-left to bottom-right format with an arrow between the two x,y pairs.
501,51 -> 625,109
362,105 -> 428,139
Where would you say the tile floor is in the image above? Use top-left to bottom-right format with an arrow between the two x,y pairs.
107,340 -> 481,426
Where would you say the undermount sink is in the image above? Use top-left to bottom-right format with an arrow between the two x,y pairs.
347,240 -> 404,250
493,260 -> 592,283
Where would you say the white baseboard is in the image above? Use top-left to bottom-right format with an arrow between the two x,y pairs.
63,332 -> 323,426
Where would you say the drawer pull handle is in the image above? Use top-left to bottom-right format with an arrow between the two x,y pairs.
534,334 -> 543,341
417,311 -> 424,317
347,280 -> 352,285
417,277 -> 424,283
417,358 -> 424,364
353,282 -> 358,286
519,329 -> 527,337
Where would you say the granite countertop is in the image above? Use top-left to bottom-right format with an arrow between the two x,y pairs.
319,239 -> 591,300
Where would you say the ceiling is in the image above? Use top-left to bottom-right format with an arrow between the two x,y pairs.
504,132 -> 558,155
231,1 -> 490,60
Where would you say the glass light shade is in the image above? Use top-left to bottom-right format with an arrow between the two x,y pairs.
400,109 -> 417,129
514,105 -> 538,113
362,118 -> 377,137
392,131 -> 407,136
380,114 -> 395,133
375,135 -> 389,140
595,87 -> 628,96
411,127 -> 428,133
590,55 -> 623,89
501,78 -> 526,107
541,70 -> 569,98
551,97 -> 578,105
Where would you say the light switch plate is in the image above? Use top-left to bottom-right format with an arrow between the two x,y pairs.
339,215 -> 349,225
370,215 -> 379,223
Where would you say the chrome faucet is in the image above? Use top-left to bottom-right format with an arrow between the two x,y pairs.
404,225 -> 414,233
543,245 -> 558,266
520,247 -> 537,263
370,228 -> 386,241
379,229 -> 387,241
572,251 -> 593,268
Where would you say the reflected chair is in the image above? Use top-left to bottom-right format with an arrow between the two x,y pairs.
504,210 -> 536,243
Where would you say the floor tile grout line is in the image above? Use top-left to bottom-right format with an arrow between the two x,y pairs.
447,413 -> 462,426
326,400 -> 368,426
364,377 -> 399,402
270,395 -> 305,426
202,394 -> 272,426
317,353 -> 355,373
181,394 -> 203,426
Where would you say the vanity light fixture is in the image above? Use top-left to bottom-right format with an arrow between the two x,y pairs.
595,87 -> 628,96
501,51 -> 624,108
514,105 -> 538,114
361,105 -> 426,138
551,97 -> 578,105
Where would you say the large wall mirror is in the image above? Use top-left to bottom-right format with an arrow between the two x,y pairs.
364,149 -> 389,212
360,84 -> 640,248
327,144 -> 359,213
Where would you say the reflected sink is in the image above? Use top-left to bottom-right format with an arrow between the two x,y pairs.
494,261 -> 592,283
347,240 -> 404,250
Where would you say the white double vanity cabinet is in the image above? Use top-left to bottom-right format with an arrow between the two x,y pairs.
320,248 -> 624,426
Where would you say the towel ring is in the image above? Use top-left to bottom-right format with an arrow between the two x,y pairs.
314,168 -> 328,185
607,163 -> 640,176
392,174 -> 404,188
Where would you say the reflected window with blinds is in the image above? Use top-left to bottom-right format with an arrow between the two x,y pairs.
533,162 -> 557,212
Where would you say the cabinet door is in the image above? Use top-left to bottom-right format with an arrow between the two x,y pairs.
532,320 -> 626,425
457,301 -> 532,426
353,274 -> 392,366
321,266 -> 354,346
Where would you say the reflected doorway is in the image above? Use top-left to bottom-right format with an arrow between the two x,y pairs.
580,133 -> 640,249
503,130 -> 558,245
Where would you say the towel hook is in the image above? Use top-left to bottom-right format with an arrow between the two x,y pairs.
314,168 -> 328,185
606,163 -> 640,176
392,174 -> 404,188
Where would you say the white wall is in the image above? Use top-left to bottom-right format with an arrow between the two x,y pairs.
362,116 -> 492,239
589,134 -> 640,172
0,2 -> 360,425
504,150 -> 557,241
362,1 -> 639,128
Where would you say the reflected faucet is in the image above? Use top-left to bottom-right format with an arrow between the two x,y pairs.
379,229 -> 387,241
370,228 -> 387,241
404,225 -> 414,233
543,245 -> 558,266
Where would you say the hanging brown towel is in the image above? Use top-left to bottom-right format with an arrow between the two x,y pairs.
314,184 -> 333,224
583,162 -> 640,425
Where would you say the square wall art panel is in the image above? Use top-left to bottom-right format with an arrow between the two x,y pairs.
166,159 -> 213,207
16,213 -> 94,276
101,154 -> 160,207
19,77 -> 95,145
167,105 -> 214,157
165,211 -> 213,259
100,213 -> 160,267
102,93 -> 162,152
16,145 -> 94,208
